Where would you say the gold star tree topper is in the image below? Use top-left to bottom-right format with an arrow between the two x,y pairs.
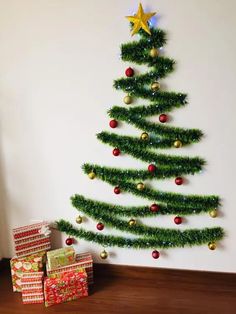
126,3 -> 156,36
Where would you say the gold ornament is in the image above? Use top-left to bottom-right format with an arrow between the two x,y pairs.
88,171 -> 96,179
209,209 -> 217,218
126,3 -> 156,36
137,182 -> 145,191
123,95 -> 132,104
76,216 -> 83,224
208,242 -> 216,250
140,132 -> 149,140
100,250 -> 108,260
173,140 -> 182,148
151,82 -> 160,91
128,218 -> 136,226
150,48 -> 159,58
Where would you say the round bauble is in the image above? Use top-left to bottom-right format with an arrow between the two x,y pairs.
65,238 -> 73,246
128,218 -> 136,227
209,209 -> 217,218
174,216 -> 182,225
137,182 -> 145,191
150,48 -> 159,58
159,114 -> 168,123
174,140 -> 182,148
113,148 -> 120,156
109,119 -> 118,128
125,67 -> 134,77
150,203 -> 160,213
175,177 -> 183,185
140,132 -> 149,140
114,186 -> 121,194
100,250 -> 108,259
152,250 -> 160,259
96,222 -> 104,231
148,164 -> 156,173
123,95 -> 132,104
88,171 -> 96,180
208,242 -> 216,250
76,216 -> 83,224
151,82 -> 160,91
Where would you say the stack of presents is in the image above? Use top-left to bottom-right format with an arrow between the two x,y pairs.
10,221 -> 93,307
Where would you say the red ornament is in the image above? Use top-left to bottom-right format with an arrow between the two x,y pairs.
174,216 -> 182,225
65,238 -> 73,246
150,204 -> 160,213
175,177 -> 183,185
159,114 -> 168,123
96,222 -> 104,231
125,67 -> 134,77
109,119 -> 118,128
114,186 -> 121,194
113,148 -> 120,156
152,250 -> 160,259
148,164 -> 156,173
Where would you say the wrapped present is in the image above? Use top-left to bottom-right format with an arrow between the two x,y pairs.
10,251 -> 46,292
21,271 -> 44,304
13,222 -> 51,257
47,247 -> 75,270
44,270 -> 88,307
46,252 -> 93,285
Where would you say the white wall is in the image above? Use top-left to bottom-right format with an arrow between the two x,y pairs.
0,0 -> 236,272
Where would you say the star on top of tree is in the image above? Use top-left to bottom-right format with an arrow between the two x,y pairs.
126,3 -> 156,36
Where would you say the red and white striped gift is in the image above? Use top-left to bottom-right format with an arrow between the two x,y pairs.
13,222 -> 51,257
46,252 -> 93,285
21,271 -> 44,304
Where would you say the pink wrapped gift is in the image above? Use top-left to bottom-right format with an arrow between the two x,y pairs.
44,270 -> 88,307
21,271 -> 44,304
13,222 -> 51,257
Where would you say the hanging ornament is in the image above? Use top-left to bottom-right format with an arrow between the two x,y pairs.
152,250 -> 160,259
76,216 -> 83,224
126,3 -> 156,36
150,204 -> 160,213
150,47 -> 159,58
113,148 -> 121,156
208,242 -> 216,250
148,164 -> 156,173
137,182 -> 145,191
100,250 -> 108,259
88,171 -> 96,180
209,209 -> 217,218
125,67 -> 134,77
159,114 -> 168,123
151,82 -> 160,91
174,140 -> 182,148
140,132 -> 149,140
123,95 -> 132,104
175,177 -> 183,185
109,119 -> 118,128
128,218 -> 136,226
174,216 -> 182,225
96,222 -> 104,231
114,186 -> 121,194
65,237 -> 74,246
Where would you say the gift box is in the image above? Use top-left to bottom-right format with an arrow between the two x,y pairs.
10,251 -> 46,292
44,270 -> 88,307
13,222 -> 51,257
47,247 -> 75,270
46,252 -> 93,285
21,271 -> 44,304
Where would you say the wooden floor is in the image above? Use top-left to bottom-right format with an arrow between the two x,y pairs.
0,260 -> 236,314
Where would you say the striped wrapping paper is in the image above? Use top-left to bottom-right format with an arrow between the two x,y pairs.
13,222 -> 51,257
46,252 -> 93,285
21,271 -> 44,304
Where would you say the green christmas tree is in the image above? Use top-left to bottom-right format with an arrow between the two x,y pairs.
57,4 -> 224,259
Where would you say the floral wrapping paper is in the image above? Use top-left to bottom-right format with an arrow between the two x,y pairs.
44,270 -> 88,307
10,251 -> 46,292
13,222 -> 51,257
47,247 -> 75,270
21,271 -> 44,304
46,252 -> 94,285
